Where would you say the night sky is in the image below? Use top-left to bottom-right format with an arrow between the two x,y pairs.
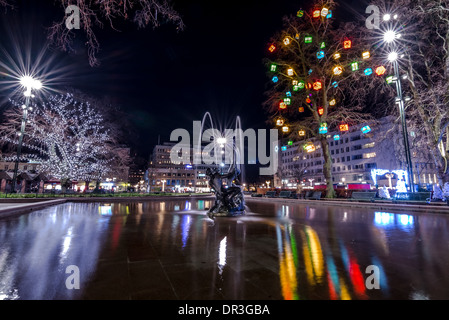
0,0 -> 368,179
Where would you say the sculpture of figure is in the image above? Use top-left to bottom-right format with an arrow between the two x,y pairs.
378,185 -> 390,199
432,184 -> 444,201
206,163 -> 245,217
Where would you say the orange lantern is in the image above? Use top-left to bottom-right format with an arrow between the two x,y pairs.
318,106 -> 324,115
343,40 -> 352,49
375,66 -> 387,76
313,9 -> 321,18
339,124 -> 349,132
279,102 -> 287,109
313,81 -> 322,91
268,44 -> 276,53
299,106 -> 305,112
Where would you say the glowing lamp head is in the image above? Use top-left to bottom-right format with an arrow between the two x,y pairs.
383,14 -> 391,21
20,76 -> 42,91
388,51 -> 399,62
383,30 -> 397,43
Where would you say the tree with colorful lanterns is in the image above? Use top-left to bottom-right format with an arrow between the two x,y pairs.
264,0 -> 390,198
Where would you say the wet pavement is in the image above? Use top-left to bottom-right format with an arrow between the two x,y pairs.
0,198 -> 449,300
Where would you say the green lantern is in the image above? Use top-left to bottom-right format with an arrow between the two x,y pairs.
351,62 -> 359,72
297,10 -> 304,17
270,64 -> 277,72
320,42 -> 326,49
305,36 -> 313,44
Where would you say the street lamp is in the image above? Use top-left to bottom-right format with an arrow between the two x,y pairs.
10,75 -> 42,193
383,28 -> 415,192
161,179 -> 166,192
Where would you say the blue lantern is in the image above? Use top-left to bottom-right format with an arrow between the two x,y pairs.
286,91 -> 292,97
326,10 -> 332,19
361,125 -> 371,134
281,146 -> 287,151
319,123 -> 328,134
333,134 -> 340,141
332,81 -> 338,88
364,68 -> 373,76
272,76 -> 279,83
317,51 -> 325,59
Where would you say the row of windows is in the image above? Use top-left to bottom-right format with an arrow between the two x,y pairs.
283,163 -> 377,172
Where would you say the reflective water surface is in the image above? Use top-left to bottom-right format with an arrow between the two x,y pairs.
1,199 -> 449,300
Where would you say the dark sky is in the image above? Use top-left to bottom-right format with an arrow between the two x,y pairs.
0,0 -> 368,178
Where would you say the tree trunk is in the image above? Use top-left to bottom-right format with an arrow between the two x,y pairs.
320,136 -> 335,198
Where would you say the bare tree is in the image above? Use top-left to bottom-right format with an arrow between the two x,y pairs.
1,0 -> 184,67
364,0 -> 449,184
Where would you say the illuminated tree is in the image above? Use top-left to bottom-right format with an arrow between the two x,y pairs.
0,93 -> 126,191
264,0 -> 390,198
0,0 -> 184,67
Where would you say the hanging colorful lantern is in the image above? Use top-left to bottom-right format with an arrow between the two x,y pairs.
332,81 -> 338,88
279,102 -> 287,109
298,81 -> 305,89
375,66 -> 387,76
319,123 -> 328,134
282,126 -> 289,133
361,125 -> 371,134
305,36 -> 313,43
286,91 -> 292,97
313,81 -> 322,91
270,64 -> 277,72
283,37 -> 291,45
351,62 -> 359,72
293,85 -> 299,91
364,68 -> 373,76
333,66 -> 343,75
292,80 -> 298,85
306,83 -> 313,89
308,69 -> 313,75
306,97 -> 311,104
386,75 -> 394,84
329,98 -> 336,106
288,141 -> 293,146
344,40 -> 352,49
304,142 -> 316,153
320,42 -> 326,49
276,118 -> 284,126
287,68 -> 294,76
268,44 -> 276,53
298,129 -> 306,136
321,8 -> 329,17
298,106 -> 305,113
339,124 -> 349,132
334,53 -> 341,60
326,10 -> 332,19
295,33 -> 300,39
313,9 -> 321,18
284,97 -> 291,105
272,76 -> 279,83
317,51 -> 325,59
333,134 -> 340,141
297,10 -> 304,17
362,51 -> 371,59
281,146 -> 287,151
318,106 -> 324,115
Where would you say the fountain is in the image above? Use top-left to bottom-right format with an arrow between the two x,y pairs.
196,112 -> 245,218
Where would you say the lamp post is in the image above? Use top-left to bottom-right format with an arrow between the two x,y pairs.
11,76 -> 42,193
383,23 -> 415,192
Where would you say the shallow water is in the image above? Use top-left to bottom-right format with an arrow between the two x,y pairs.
0,199 -> 448,300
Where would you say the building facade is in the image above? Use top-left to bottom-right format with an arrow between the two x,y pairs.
276,117 -> 439,190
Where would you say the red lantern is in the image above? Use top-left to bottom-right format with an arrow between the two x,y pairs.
268,44 -> 276,53
313,9 -> 321,18
339,124 -> 349,132
343,40 -> 352,49
306,98 -> 311,104
375,66 -> 387,76
299,106 -> 305,112
318,106 -> 324,115
279,102 -> 287,109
